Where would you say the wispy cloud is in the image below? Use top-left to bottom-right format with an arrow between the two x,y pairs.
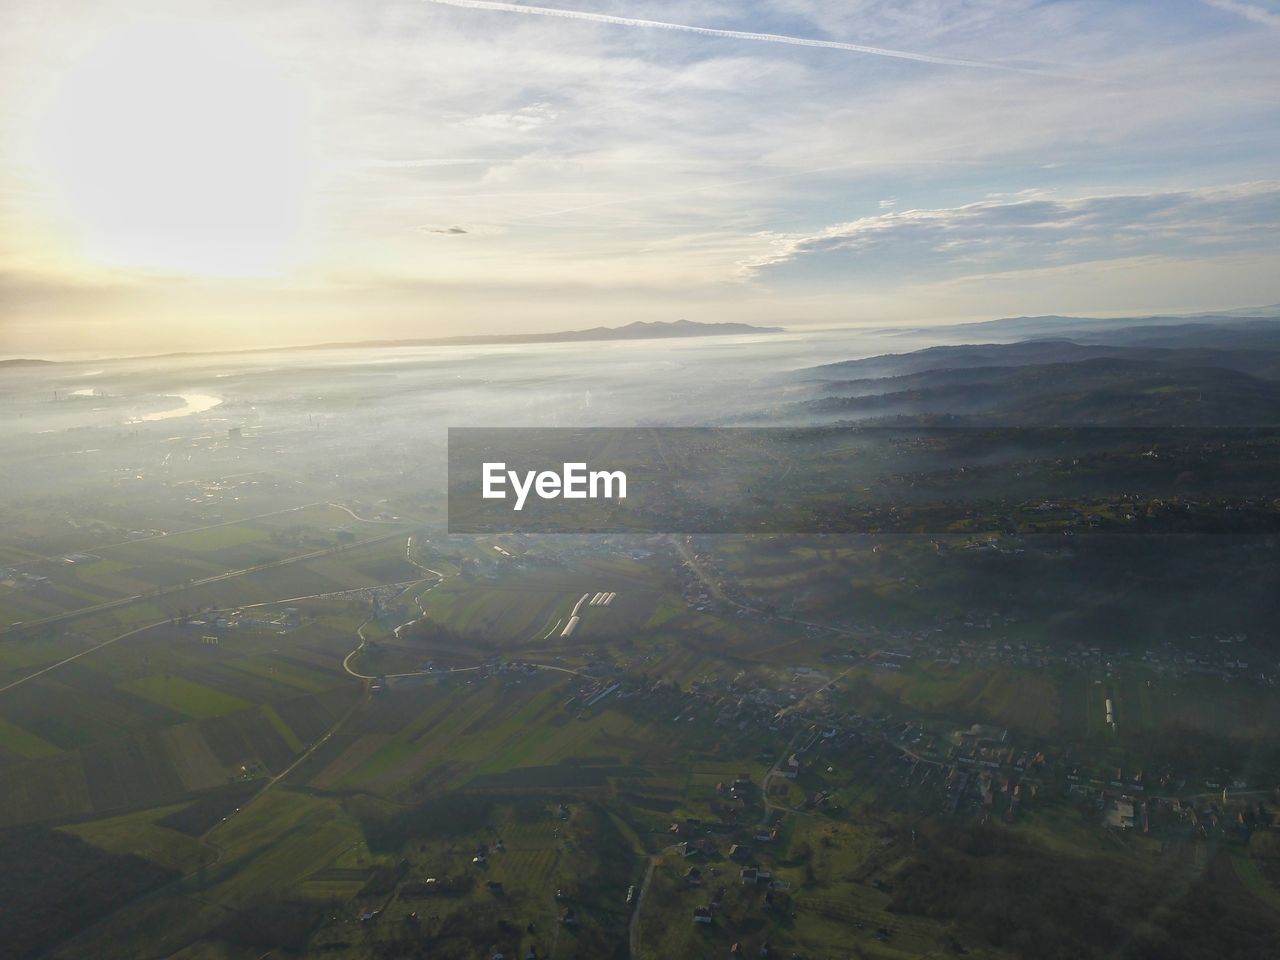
457,101 -> 558,132
370,158 -> 515,168
420,0 -> 1068,75
741,181 -> 1280,280
1200,0 -> 1280,28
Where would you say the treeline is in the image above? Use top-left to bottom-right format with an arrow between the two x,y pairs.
215,895 -> 336,952
357,792 -> 496,852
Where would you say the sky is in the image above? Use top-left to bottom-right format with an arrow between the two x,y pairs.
2,0 -> 1279,355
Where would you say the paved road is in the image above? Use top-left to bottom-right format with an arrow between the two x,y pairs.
0,617 -> 175,695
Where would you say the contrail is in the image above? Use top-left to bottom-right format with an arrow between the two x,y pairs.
421,0 -> 1062,75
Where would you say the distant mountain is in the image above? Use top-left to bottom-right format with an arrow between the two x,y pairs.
1212,303 -> 1280,318
0,358 -> 55,368
289,318 -> 781,352
917,306 -> 1280,341
790,320 -> 1280,426
799,358 -> 1280,426
187,318 -> 782,354
0,320 -> 783,365
407,318 -> 783,346
806,325 -> 1280,381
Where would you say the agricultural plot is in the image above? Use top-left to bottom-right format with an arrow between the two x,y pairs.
60,803 -> 214,873
271,684 -> 360,745
313,677 -> 574,796
867,664 -> 1061,737
0,714 -> 60,760
204,790 -> 370,906
222,653 -> 345,693
79,731 -> 192,813
119,675 -> 251,719
1,504 -> 371,619
417,579 -> 575,642
0,677 -> 359,828
0,752 -> 93,826
158,723 -> 238,792
0,586 -> 71,627
0,670 -> 188,750
51,790 -> 372,960
0,543 -> 401,692
302,673 -> 711,810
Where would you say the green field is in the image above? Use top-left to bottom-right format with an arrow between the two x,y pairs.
120,675 -> 251,719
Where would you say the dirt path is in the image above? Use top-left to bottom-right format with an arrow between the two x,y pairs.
629,854 -> 658,960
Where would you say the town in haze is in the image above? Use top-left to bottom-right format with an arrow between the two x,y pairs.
3,1 -> 1280,959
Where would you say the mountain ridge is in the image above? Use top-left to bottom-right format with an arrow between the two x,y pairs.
0,319 -> 782,366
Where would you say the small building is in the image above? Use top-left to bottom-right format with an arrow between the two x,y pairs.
693,906 -> 713,924
1106,798 -> 1136,830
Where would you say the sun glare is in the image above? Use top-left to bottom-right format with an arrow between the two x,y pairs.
39,22 -> 309,278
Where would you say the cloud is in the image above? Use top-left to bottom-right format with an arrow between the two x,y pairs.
740,181 -> 1280,281
420,0 -> 1070,75
1200,0 -> 1280,28
370,158 -> 513,168
457,101 -> 558,132
423,224 -> 470,234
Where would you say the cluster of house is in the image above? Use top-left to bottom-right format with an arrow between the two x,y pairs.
942,763 -> 1034,822
544,642 -> 1267,846
858,628 -> 1275,687
183,605 -> 301,635
1096,791 -> 1279,840
0,567 -> 50,591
